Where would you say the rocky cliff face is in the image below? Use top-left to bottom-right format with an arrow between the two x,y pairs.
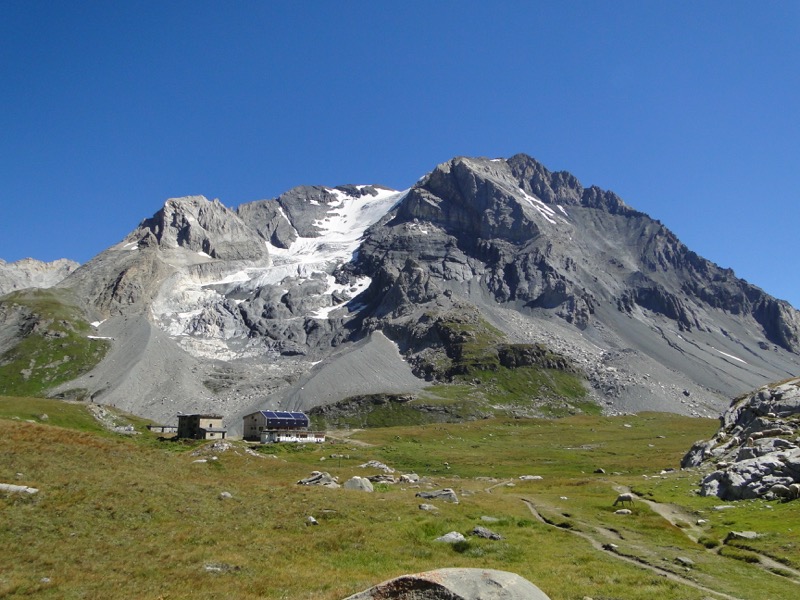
2,154 -> 798,430
682,377 -> 800,501
0,258 -> 79,296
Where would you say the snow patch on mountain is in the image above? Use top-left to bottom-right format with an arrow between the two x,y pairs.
520,189 -> 559,224
150,186 -> 406,359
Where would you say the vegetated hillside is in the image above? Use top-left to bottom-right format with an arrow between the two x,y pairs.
0,290 -> 109,397
2,154 -> 799,431
2,396 -> 800,600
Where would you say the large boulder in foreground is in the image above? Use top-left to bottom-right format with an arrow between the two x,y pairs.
681,377 -> 800,500
343,568 -> 551,600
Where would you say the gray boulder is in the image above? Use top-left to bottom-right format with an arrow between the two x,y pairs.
343,476 -> 374,492
297,471 -> 340,488
416,488 -> 459,503
699,448 -> 800,499
725,531 -> 760,542
342,568 -> 551,599
435,531 -> 467,544
0,483 -> 39,495
470,525 -> 502,540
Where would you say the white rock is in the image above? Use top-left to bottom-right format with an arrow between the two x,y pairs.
435,531 -> 466,543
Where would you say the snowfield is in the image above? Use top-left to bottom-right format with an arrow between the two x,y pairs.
151,186 -> 407,358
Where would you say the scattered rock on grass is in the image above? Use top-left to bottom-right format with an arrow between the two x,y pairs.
203,562 -> 240,574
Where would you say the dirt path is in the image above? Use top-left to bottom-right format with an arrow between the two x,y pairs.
521,498 -> 744,600
615,486 -> 800,585
613,485 -> 705,542
484,479 -> 514,493
324,428 -> 374,447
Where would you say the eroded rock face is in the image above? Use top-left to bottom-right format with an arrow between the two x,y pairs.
0,258 -> 79,296
137,196 -> 268,261
682,378 -> 800,500
343,568 -> 551,600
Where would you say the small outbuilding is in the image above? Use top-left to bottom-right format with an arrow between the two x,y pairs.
243,410 -> 325,443
147,424 -> 178,434
176,414 -> 227,440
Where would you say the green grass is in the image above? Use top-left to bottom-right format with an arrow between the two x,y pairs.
311,367 -> 595,430
310,311 -> 596,431
1,398 -> 798,600
0,395 -> 107,435
0,290 -> 109,397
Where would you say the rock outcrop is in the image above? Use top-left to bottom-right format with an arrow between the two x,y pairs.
682,377 -> 800,500
0,258 -> 79,296
343,568 -> 551,600
137,195 -> 268,261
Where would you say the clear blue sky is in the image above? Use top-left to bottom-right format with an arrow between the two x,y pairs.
2,1 -> 798,307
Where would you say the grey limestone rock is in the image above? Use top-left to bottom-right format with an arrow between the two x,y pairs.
470,525 -> 502,540
0,483 -> 39,495
343,476 -> 374,492
686,378 -> 800,500
434,531 -> 467,544
416,488 -> 459,503
297,471 -> 340,488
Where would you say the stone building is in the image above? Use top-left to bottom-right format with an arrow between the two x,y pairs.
176,414 -> 227,440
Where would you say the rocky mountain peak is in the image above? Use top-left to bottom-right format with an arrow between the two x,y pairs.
137,195 -> 268,261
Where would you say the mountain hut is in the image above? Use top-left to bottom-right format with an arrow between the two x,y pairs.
243,410 -> 325,443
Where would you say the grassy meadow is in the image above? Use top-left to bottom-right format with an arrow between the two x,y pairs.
2,396 -> 799,600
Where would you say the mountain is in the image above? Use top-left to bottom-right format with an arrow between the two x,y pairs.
0,258 -> 79,296
1,154 -> 798,433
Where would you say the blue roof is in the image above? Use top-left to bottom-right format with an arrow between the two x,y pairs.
259,410 -> 309,428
